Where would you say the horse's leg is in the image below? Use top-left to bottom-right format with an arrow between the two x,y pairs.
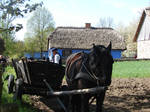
75,95 -> 81,112
71,95 -> 78,112
82,94 -> 90,112
77,79 -> 90,112
71,94 -> 81,112
75,94 -> 89,112
76,79 -> 86,112
70,95 -> 75,112
81,94 -> 89,112
96,90 -> 106,112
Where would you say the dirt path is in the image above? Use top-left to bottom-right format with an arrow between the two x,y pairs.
104,78 -> 150,112
30,78 -> 150,112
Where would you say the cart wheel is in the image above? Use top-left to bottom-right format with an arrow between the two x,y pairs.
13,79 -> 23,100
8,75 -> 14,94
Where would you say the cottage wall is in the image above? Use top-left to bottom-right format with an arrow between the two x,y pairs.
136,14 -> 150,59
111,50 -> 122,59
138,15 -> 150,41
137,40 -> 150,59
51,48 -> 122,59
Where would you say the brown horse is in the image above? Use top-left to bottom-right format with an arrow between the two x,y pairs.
65,42 -> 114,112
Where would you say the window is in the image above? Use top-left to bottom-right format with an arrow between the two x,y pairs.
62,49 -> 72,57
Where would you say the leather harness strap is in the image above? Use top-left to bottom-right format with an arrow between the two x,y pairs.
66,52 -> 82,75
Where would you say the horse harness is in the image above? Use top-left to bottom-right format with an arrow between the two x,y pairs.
66,52 -> 101,86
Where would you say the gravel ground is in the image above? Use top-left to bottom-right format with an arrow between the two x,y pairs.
30,78 -> 150,112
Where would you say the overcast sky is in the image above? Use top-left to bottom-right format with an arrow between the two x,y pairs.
15,0 -> 150,41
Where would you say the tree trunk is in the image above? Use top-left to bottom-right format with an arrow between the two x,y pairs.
0,64 -> 3,105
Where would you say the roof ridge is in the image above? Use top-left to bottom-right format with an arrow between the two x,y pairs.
57,26 -> 113,30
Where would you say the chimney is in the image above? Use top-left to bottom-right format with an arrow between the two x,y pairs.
85,23 -> 91,28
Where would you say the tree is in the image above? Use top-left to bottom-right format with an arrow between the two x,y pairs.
116,19 -> 138,57
97,17 -> 114,28
13,40 -> 25,58
0,0 -> 43,57
0,0 -> 42,105
0,0 -> 43,56
25,6 -> 55,57
0,0 -> 43,32
24,37 -> 38,56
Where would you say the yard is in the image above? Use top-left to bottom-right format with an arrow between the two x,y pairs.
1,60 -> 150,112
112,60 -> 150,77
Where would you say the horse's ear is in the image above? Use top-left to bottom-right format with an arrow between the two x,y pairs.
107,42 -> 112,52
92,43 -> 96,48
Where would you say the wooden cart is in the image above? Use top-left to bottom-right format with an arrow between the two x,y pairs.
7,58 -> 107,112
8,58 -> 65,99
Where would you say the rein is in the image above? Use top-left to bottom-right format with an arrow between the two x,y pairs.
82,59 -> 100,86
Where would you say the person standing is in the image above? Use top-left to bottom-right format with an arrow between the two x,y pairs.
52,48 -> 62,65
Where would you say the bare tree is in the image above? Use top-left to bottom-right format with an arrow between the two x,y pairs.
25,6 -> 55,58
97,17 -> 114,28
116,19 -> 139,57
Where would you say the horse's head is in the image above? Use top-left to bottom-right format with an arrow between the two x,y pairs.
88,42 -> 114,86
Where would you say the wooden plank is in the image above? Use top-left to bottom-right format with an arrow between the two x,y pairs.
12,59 -> 20,78
47,86 -> 107,96
44,79 -> 67,112
22,58 -> 31,84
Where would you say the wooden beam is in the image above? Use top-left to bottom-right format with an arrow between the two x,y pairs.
133,10 -> 146,42
47,86 -> 107,96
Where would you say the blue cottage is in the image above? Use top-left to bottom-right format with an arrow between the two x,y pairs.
48,23 -> 126,60
24,51 -> 48,59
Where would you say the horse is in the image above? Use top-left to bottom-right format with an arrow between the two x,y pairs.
65,42 -> 114,112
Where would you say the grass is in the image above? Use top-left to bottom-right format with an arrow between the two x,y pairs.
112,60 -> 150,78
2,66 -> 16,104
1,66 -> 36,112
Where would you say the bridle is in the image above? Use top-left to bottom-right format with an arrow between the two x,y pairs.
82,62 -> 101,86
81,50 -> 104,86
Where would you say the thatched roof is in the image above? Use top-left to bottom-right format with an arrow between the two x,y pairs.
133,7 -> 150,42
48,26 -> 126,50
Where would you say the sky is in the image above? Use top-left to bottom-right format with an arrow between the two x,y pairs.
15,0 -> 150,41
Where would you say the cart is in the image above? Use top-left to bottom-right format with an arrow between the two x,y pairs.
8,58 -> 65,99
7,58 -> 107,112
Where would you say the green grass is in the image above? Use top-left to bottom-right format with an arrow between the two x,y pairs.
1,66 -> 36,112
2,66 -> 16,104
112,60 -> 150,78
